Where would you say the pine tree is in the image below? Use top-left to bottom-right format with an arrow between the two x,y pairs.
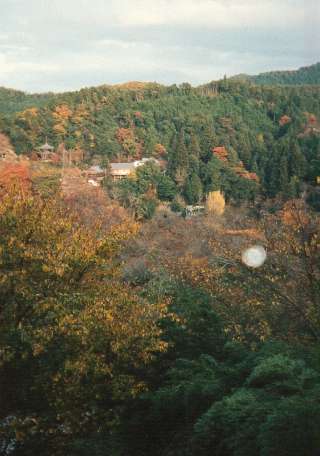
189,131 -> 201,158
285,176 -> 301,199
176,128 -> 188,170
157,175 -> 177,201
168,129 -> 189,187
290,142 -> 307,179
279,154 -> 289,193
184,173 -> 203,204
200,124 -> 216,161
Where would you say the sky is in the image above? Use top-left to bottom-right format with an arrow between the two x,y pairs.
0,0 -> 319,93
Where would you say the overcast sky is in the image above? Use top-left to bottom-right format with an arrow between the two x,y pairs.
0,0 -> 319,93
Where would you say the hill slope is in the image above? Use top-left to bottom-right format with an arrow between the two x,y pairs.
0,63 -> 319,205
230,62 -> 320,86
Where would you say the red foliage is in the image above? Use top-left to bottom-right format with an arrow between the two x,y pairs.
30,151 -> 39,161
308,114 -> 317,124
233,164 -> 259,182
50,153 -> 61,164
116,128 -> 135,144
279,115 -> 292,127
0,162 -> 31,193
115,128 -> 143,159
246,172 -> 259,182
212,146 -> 228,162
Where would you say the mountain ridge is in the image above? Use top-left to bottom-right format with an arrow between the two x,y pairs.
0,62 -> 319,102
229,62 -> 320,86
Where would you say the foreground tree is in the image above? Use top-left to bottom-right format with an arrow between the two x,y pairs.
0,185 -> 167,455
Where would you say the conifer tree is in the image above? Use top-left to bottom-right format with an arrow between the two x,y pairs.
289,142 -> 307,179
189,131 -> 201,158
184,173 -> 203,204
200,125 -> 216,161
169,129 -> 189,187
157,175 -> 177,201
279,154 -> 289,193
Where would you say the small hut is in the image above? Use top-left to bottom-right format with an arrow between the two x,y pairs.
39,139 -> 54,161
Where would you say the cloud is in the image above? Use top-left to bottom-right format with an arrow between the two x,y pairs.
0,0 -> 319,92
0,53 -> 60,75
111,0 -> 303,28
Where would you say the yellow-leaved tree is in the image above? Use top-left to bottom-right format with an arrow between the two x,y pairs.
0,183 -> 167,453
205,190 -> 225,216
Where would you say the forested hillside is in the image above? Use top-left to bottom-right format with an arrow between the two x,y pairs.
0,71 -> 320,209
0,64 -> 320,456
230,62 -> 320,85
0,88 -> 54,115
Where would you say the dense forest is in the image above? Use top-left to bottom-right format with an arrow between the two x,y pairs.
230,62 -> 320,86
0,63 -> 320,456
1,63 -> 320,214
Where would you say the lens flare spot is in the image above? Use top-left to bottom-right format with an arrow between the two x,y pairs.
242,245 -> 267,268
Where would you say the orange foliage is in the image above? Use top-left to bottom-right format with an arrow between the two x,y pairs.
115,128 -> 142,159
116,128 -> 135,143
212,146 -> 228,161
233,164 -> 259,182
154,143 -> 167,157
281,199 -> 310,228
279,115 -> 292,126
223,228 -> 266,241
53,104 -> 73,120
0,162 -> 31,193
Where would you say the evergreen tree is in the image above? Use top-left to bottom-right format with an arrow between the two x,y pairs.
290,142 -> 307,179
201,159 -> 221,193
157,175 -> 177,201
188,131 -> 201,158
285,176 -> 301,199
184,173 -> 203,204
200,125 -> 216,161
279,154 -> 289,193
168,129 -> 189,187
175,128 -> 189,171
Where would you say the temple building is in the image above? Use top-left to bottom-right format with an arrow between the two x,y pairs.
39,140 -> 54,161
110,157 -> 162,180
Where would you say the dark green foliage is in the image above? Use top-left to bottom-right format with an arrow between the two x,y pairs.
184,173 -> 203,204
290,142 -> 307,179
136,195 -> 157,219
229,62 -> 320,86
307,189 -> 320,211
120,314 -> 320,456
170,197 -> 184,213
1,73 -> 320,206
157,175 -> 177,201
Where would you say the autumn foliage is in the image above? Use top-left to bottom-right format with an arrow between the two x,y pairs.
0,186 -> 168,450
0,161 -> 31,194
116,127 -> 143,159
206,190 -> 225,215
212,146 -> 228,162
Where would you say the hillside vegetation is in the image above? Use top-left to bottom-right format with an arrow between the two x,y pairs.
0,64 -> 320,456
0,65 -> 320,210
230,62 -> 320,85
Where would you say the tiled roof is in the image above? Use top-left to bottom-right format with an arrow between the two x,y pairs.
39,142 -> 54,151
111,163 -> 136,171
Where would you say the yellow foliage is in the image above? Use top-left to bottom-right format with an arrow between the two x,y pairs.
0,186 -> 168,440
206,190 -> 225,215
